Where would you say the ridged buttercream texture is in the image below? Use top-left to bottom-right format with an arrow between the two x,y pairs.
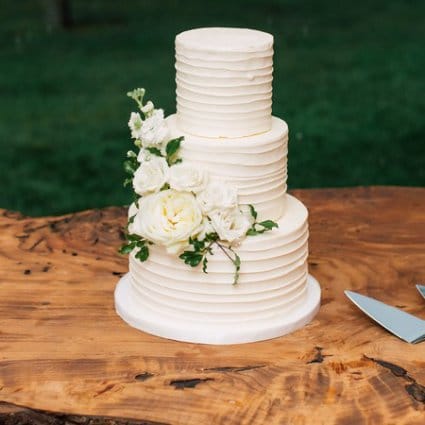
129,195 -> 309,323
175,27 -> 274,138
166,114 -> 288,222
117,28 -> 319,344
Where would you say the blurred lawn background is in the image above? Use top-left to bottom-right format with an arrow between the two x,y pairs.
1,0 -> 424,216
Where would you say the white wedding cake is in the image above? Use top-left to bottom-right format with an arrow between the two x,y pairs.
115,27 -> 320,344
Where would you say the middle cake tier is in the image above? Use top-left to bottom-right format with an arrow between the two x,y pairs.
166,114 -> 288,222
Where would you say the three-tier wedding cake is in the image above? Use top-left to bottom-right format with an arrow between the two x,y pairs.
115,27 -> 320,344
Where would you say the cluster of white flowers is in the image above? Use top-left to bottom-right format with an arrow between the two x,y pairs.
126,89 -> 256,258
196,180 -> 252,244
131,153 -> 251,253
128,109 -> 168,150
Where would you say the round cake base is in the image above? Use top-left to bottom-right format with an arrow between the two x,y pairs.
114,274 -> 321,345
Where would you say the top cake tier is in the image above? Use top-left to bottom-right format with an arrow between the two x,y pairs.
175,27 -> 274,138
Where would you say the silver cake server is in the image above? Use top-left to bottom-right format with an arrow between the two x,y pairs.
416,284 -> 425,300
345,290 -> 425,344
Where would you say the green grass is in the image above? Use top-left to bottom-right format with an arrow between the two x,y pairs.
1,0 -> 424,216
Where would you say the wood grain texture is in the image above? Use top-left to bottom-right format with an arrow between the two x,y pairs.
0,187 -> 424,425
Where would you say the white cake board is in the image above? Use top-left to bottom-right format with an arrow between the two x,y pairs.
114,274 -> 321,345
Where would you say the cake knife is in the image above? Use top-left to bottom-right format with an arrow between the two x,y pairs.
344,290 -> 425,344
416,284 -> 425,300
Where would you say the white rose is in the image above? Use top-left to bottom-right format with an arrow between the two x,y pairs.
197,218 -> 215,241
128,112 -> 143,139
132,189 -> 204,254
239,204 -> 257,227
128,202 -> 138,218
132,156 -> 169,196
169,163 -> 209,193
139,109 -> 169,147
197,180 -> 238,214
209,208 -> 251,244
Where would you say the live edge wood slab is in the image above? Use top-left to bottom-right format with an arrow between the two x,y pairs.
1,187 -> 424,425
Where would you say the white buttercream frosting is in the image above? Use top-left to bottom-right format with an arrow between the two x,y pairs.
175,28 -> 274,138
166,114 -> 287,221
129,194 -> 309,323
121,28 -> 318,342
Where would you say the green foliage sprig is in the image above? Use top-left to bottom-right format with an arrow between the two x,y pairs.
179,232 -> 241,285
127,88 -> 146,115
143,137 -> 184,165
246,204 -> 278,236
120,88 -> 280,284
119,233 -> 151,262
123,150 -> 138,187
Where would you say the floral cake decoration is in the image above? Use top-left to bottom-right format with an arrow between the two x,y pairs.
120,88 -> 278,284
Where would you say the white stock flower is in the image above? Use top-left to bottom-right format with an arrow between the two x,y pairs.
131,189 -> 204,254
139,109 -> 169,147
132,156 -> 169,196
169,163 -> 209,193
141,101 -> 154,116
137,148 -> 152,163
128,112 -> 143,139
209,208 -> 251,244
196,180 -> 238,214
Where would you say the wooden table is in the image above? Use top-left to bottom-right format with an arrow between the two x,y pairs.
1,187 -> 424,425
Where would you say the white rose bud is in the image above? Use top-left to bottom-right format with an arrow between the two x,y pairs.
197,180 -> 238,214
209,208 -> 251,244
169,163 -> 209,194
141,101 -> 154,116
131,190 -> 204,254
132,156 -> 169,196
139,109 -> 169,148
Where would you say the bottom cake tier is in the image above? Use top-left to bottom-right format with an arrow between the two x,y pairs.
115,194 -> 321,344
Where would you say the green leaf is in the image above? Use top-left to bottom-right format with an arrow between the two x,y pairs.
233,252 -> 241,285
179,251 -> 203,267
123,160 -> 134,175
192,238 -> 205,251
190,254 -> 203,266
124,157 -> 138,175
123,177 -> 132,187
258,220 -> 278,230
246,228 -> 259,236
146,146 -> 163,157
204,232 -> 219,242
119,242 -> 135,254
202,256 -> 208,273
126,233 -> 142,242
248,204 -> 257,220
166,137 -> 184,157
135,245 -> 149,261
